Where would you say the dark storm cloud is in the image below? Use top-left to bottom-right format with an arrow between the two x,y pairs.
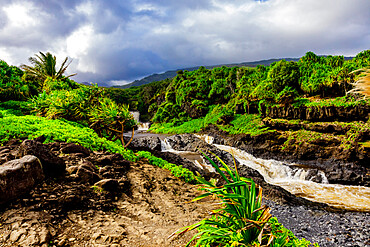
0,0 -> 369,86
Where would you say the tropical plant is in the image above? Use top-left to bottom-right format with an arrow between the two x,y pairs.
174,152 -> 275,247
0,60 -> 31,101
21,51 -> 76,83
173,152 -> 317,246
30,84 -> 137,147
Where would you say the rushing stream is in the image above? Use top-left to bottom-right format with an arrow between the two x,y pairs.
161,134 -> 370,212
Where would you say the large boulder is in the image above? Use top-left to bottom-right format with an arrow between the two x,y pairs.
128,136 -> 162,151
16,139 -> 65,177
60,143 -> 90,157
0,155 -> 44,204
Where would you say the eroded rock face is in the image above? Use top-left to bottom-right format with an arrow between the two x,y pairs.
0,155 -> 44,204
263,104 -> 370,122
128,136 -> 162,151
16,139 -> 65,177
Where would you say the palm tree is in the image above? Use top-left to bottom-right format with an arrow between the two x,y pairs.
21,52 -> 76,81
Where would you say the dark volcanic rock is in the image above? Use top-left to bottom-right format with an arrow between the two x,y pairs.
93,179 -> 120,193
60,143 -> 90,156
263,104 -> 370,122
0,155 -> 44,204
165,134 -> 236,167
16,139 -> 65,177
76,166 -> 101,184
128,136 -> 162,151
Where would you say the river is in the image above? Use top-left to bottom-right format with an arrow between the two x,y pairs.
128,112 -> 370,212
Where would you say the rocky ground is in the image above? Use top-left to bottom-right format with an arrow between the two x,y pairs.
0,139 -> 214,247
1,137 -> 370,247
265,200 -> 370,247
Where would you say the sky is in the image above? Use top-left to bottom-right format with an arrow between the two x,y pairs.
0,0 -> 369,87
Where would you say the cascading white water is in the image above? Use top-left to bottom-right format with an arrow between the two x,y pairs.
160,139 -> 216,173
130,111 -> 150,131
215,144 -> 370,212
159,135 -> 370,211
195,134 -> 214,145
138,122 -> 150,131
130,111 -> 140,122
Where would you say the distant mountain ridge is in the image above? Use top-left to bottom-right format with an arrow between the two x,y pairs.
113,56 -> 353,89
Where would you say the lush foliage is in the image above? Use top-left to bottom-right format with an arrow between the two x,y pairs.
0,113 -> 137,161
0,60 -> 36,101
219,114 -> 270,136
136,151 -> 197,183
175,153 -> 317,247
0,100 -> 32,116
30,84 -> 136,146
150,105 -> 256,134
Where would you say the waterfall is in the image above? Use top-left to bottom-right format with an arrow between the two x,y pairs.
130,111 -> 150,131
130,111 -> 140,122
195,134 -> 214,145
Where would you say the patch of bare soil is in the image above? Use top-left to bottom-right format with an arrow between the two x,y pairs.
0,150 -> 214,247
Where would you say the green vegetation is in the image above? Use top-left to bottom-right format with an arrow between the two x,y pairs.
175,153 -> 317,247
292,95 -> 370,108
219,114 -> 270,135
0,113 -> 137,161
0,60 -> 37,101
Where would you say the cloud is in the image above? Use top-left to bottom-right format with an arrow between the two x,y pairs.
0,0 -> 369,86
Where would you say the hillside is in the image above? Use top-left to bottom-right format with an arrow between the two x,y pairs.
113,56 -> 354,89
113,57 -> 300,89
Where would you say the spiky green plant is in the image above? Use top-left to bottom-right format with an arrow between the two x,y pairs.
173,152 -> 275,247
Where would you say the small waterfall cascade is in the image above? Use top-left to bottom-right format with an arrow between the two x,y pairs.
160,138 -> 216,173
195,134 -> 214,145
160,139 -> 176,152
129,111 -> 150,131
215,144 -> 370,211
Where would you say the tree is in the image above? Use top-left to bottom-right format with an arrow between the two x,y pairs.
21,52 -> 76,82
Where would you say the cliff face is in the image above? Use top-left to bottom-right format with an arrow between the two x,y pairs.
261,104 -> 370,122
203,101 -> 370,187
